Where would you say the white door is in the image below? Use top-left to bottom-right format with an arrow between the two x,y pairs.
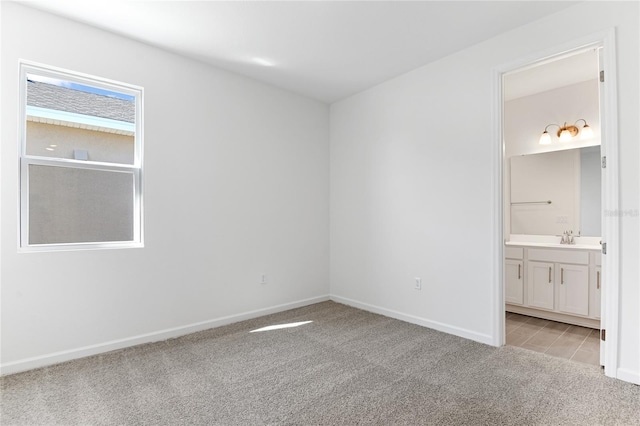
505,259 -> 524,305
527,261 -> 554,310
598,261 -> 604,366
557,264 -> 590,316
597,44 -> 607,370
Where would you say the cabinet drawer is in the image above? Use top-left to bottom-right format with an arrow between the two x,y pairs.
505,247 -> 524,260
528,248 -> 589,265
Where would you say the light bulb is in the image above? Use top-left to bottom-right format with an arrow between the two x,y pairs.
580,124 -> 595,140
559,128 -> 572,142
539,131 -> 552,145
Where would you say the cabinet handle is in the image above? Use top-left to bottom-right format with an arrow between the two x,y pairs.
549,267 -> 552,283
597,271 -> 600,290
561,268 -> 564,285
518,264 -> 521,279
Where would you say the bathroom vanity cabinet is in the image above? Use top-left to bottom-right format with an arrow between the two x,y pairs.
505,244 -> 601,329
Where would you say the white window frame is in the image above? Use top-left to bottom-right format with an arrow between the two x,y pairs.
19,61 -> 144,252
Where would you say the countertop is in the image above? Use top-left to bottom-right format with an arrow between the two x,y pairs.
506,234 -> 601,251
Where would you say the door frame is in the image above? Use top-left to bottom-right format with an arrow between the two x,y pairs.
490,29 -> 619,378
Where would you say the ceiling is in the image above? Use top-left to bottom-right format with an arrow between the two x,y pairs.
21,1 -> 578,104
504,49 -> 600,101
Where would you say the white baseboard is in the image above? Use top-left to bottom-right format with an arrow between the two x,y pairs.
616,368 -> 640,385
0,295 -> 330,376
330,294 -> 494,346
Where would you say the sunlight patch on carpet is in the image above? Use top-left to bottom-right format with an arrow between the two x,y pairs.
250,320 -> 313,333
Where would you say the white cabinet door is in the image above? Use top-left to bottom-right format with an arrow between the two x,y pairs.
592,266 -> 602,319
527,261 -> 554,311
558,264 -> 589,316
505,259 -> 524,305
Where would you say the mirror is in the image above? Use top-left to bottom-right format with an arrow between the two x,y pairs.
510,146 -> 601,237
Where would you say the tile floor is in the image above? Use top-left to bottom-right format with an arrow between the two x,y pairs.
506,312 -> 601,366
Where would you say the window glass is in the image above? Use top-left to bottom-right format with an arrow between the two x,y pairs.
25,74 -> 136,165
28,165 -> 134,245
20,63 -> 143,250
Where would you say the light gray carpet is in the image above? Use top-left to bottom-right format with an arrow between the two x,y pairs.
1,301 -> 639,425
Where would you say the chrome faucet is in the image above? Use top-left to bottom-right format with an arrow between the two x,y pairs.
560,230 -> 575,245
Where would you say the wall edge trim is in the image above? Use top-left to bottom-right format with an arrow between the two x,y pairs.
0,294 -> 330,376
330,294 -> 494,346
616,368 -> 640,385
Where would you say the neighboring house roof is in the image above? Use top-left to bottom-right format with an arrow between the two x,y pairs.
26,80 -> 135,136
27,80 -> 135,123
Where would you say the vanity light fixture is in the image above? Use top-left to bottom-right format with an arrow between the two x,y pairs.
539,119 -> 594,145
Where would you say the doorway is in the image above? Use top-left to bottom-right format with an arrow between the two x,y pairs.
504,49 -> 602,366
492,30 -> 620,378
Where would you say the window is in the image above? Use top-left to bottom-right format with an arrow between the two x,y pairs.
19,62 -> 143,251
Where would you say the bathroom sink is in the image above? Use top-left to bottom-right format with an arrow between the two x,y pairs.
506,234 -> 601,250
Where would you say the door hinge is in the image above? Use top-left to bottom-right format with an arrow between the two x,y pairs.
601,329 -> 606,341
602,242 -> 607,255
601,156 -> 606,168
600,70 -> 605,82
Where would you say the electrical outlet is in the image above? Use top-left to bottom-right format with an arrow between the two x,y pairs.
260,274 -> 267,285
414,277 -> 422,290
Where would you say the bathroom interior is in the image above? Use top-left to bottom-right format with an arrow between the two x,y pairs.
503,49 -> 603,366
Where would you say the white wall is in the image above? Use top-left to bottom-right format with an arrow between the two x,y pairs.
1,3 -> 329,373
504,79 -> 600,158
330,1 -> 639,383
